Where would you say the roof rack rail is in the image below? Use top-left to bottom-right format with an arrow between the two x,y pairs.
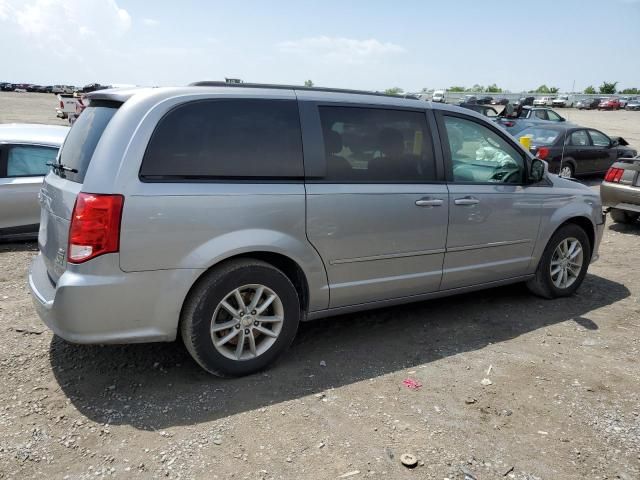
188,81 -> 419,99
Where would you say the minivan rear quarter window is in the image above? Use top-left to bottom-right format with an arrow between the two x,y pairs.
140,99 -> 304,180
57,101 -> 120,183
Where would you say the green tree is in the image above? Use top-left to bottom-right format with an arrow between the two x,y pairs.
471,84 -> 484,92
584,85 -> 596,94
384,87 -> 404,96
485,83 -> 502,93
304,79 -> 314,87
448,86 -> 465,92
549,86 -> 559,94
621,87 -> 638,94
535,85 -> 550,94
599,81 -> 618,94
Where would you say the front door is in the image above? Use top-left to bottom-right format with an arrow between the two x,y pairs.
566,129 -> 591,175
437,113 -> 542,290
303,103 -> 448,308
0,144 -> 57,235
587,129 -> 617,173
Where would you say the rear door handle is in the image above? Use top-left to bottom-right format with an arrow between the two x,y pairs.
415,197 -> 443,207
454,196 -> 480,206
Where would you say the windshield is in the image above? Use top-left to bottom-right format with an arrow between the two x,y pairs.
518,127 -> 560,146
57,102 -> 119,183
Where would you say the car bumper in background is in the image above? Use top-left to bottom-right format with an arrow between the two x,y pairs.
28,253 -> 202,344
600,181 -> 640,213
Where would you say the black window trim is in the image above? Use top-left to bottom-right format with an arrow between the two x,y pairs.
570,129 -> 592,147
586,128 -> 611,148
0,142 -> 59,178
138,97 -> 305,183
435,109 -> 534,186
301,100 -> 446,184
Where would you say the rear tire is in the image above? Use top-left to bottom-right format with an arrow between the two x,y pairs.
610,208 -> 639,224
527,224 -> 591,299
559,163 -> 574,178
180,259 -> 300,377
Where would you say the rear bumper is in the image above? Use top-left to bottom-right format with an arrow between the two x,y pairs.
28,253 -> 202,344
601,182 -> 640,213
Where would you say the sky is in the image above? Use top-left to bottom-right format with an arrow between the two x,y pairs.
0,0 -> 639,93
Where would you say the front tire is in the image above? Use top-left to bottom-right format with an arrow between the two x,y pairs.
527,224 -> 591,299
610,208 -> 639,224
180,259 -> 301,377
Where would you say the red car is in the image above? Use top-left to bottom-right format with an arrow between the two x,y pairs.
598,98 -> 621,110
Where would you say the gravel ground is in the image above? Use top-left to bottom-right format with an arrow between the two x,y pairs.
0,93 -> 639,479
0,92 -> 68,126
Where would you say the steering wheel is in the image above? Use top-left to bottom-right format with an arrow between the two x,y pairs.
489,167 -> 520,183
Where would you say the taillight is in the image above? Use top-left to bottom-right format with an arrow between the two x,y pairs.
503,121 -> 515,127
604,167 -> 624,183
68,193 -> 124,263
536,147 -> 550,160
59,100 -> 64,109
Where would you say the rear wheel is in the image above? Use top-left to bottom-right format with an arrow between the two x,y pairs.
181,259 -> 300,377
610,208 -> 639,224
559,163 -> 574,178
527,224 -> 591,299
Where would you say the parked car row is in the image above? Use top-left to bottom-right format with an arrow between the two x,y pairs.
1,82 -> 110,94
436,100 -> 637,179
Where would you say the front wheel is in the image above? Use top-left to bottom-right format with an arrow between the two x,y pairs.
527,224 -> 591,299
181,259 -> 301,377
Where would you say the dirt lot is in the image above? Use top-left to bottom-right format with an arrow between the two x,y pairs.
0,92 -> 68,126
1,93 -> 640,480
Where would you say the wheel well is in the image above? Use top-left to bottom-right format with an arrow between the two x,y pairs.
560,216 -> 595,253
189,252 -> 310,313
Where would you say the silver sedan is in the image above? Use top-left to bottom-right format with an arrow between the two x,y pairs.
0,124 -> 69,240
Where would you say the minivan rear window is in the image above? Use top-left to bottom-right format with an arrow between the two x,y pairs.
56,101 -> 120,183
140,99 -> 303,181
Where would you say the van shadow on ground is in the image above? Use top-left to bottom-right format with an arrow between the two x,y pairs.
49,274 -> 629,431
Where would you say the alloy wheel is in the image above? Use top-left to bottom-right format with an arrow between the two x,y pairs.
210,284 -> 284,361
559,165 -> 573,178
550,237 -> 584,289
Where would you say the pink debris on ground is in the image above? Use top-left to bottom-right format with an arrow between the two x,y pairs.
402,378 -> 423,390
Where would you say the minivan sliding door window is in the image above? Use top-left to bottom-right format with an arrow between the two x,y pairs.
317,106 -> 435,183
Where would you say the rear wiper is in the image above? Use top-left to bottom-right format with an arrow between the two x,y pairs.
47,162 -> 78,173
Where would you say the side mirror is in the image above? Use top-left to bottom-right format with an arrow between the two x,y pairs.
610,139 -> 619,147
530,158 -> 548,183
559,117 -> 566,122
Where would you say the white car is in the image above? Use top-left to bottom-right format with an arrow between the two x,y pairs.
432,90 -> 445,103
552,95 -> 574,108
0,124 -> 69,239
533,96 -> 554,106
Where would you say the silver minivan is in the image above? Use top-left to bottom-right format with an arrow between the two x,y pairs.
29,83 -> 605,376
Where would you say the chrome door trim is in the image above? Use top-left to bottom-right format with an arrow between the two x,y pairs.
330,248 -> 446,265
446,238 -> 532,253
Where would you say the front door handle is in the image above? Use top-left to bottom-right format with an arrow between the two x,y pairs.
415,197 -> 443,207
454,196 -> 480,206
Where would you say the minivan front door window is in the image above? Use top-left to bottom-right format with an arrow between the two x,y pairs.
443,116 -> 525,184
